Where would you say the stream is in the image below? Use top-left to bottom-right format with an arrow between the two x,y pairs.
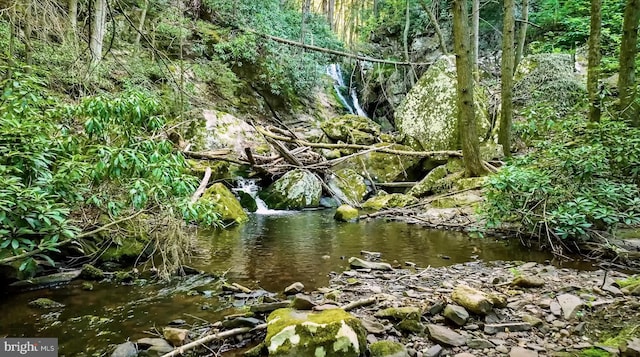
0,211 -> 594,356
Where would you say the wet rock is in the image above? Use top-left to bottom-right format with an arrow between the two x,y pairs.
484,322 -> 532,335
349,257 -> 393,271
375,307 -> 421,321
424,344 -> 443,357
426,324 -> 466,347
168,319 -> 186,326
284,282 -> 304,295
290,294 -> 316,310
250,301 -> 290,313
335,205 -> 360,222
443,305 -> 469,326
522,314 -> 544,327
258,169 -> 322,210
621,338 -> 640,357
110,341 -> 137,357
81,264 -> 105,280
265,308 -> 366,357
200,183 -> 249,223
222,317 -> 262,329
396,320 -> 425,334
557,294 -> 583,320
114,271 -> 134,283
10,270 -> 82,288
327,169 -> 371,205
451,285 -> 493,315
137,338 -> 173,354
428,300 -> 446,315
509,347 -> 538,357
361,319 -> 386,335
163,327 -> 189,346
362,192 -> 418,211
369,340 -> 409,357
512,275 -> 545,288
321,114 -> 381,145
82,282 -> 94,291
28,298 -> 65,309
467,338 -> 495,349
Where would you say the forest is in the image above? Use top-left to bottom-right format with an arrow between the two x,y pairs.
1,0 -> 640,356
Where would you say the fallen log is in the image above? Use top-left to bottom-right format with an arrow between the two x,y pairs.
190,167 -> 211,203
159,324 -> 267,357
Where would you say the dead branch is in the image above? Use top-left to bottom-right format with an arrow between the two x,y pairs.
341,297 -> 377,311
159,324 -> 267,357
190,167 -> 211,204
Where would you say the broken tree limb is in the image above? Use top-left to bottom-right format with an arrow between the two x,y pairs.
182,150 -> 246,165
159,324 -> 267,357
341,297 -> 377,311
256,127 -> 463,158
190,167 -> 211,204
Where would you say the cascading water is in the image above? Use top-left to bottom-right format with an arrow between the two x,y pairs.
327,64 -> 368,117
233,178 -> 290,215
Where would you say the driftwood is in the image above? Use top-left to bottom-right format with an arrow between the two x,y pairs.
159,324 -> 267,357
341,297 -> 377,311
190,167 -> 211,203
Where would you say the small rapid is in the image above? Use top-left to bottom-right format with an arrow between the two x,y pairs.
233,178 -> 293,215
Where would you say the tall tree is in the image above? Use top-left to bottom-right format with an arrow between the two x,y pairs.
618,0 -> 640,125
499,0 -> 515,157
403,0 -> 415,87
90,0 -> 107,64
419,0 -> 447,54
587,0 -> 602,123
514,0 -> 528,71
471,0 -> 480,81
453,0 -> 487,177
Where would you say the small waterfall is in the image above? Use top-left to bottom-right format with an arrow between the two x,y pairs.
326,64 -> 368,118
234,179 -> 289,215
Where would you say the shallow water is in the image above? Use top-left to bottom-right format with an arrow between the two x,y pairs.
0,211 -> 593,356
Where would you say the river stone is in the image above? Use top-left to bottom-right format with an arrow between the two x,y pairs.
431,192 -> 483,209
443,305 -> 469,326
454,354 -> 476,357
335,143 -> 421,183
557,294 -> 582,320
349,257 -> 393,271
137,338 -> 173,352
424,344 -> 443,357
396,319 -> 425,334
284,282 -> 304,295
369,340 -> 409,357
265,308 -> 366,357
259,169 -> 322,210
484,322 -> 532,335
251,301 -> 292,313
81,264 -> 105,280
395,55 -> 491,152
467,338 -> 495,349
110,341 -> 137,357
28,298 -> 65,309
451,285 -> 493,315
361,319 -> 386,334
512,275 -> 545,288
163,327 -> 189,346
327,169 -> 371,205
509,347 -> 538,357
362,192 -> 418,211
321,114 -> 381,145
621,338 -> 640,357
222,317 -> 263,329
426,324 -> 466,347
335,205 -> 360,222
290,294 -> 316,310
200,183 -> 248,223
374,307 -> 421,321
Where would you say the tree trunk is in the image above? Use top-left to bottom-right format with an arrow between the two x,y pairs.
587,0 -> 602,123
514,0 -> 528,72
420,0 -> 447,55
69,0 -> 78,35
453,0 -> 487,177
499,0 -> 515,157
90,0 -> 107,64
135,0 -> 149,46
301,0 -> 311,44
471,0 -> 480,81
403,0 -> 415,87
618,0 -> 640,125
328,0 -> 335,30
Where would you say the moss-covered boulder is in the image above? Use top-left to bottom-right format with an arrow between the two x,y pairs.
431,192 -> 483,208
265,308 -> 366,357
327,169 -> 371,205
335,144 -> 421,183
28,298 -> 65,309
203,109 -> 270,156
187,159 -> 243,182
201,183 -> 249,223
408,165 -> 449,198
259,169 -> 322,210
101,237 -> 147,262
80,264 -> 105,280
394,56 -> 491,152
369,341 -> 409,357
321,115 -> 381,145
335,205 -> 360,222
362,192 -> 418,211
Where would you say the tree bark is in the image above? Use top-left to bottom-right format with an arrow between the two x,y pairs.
420,0 -> 447,55
500,0 -> 515,157
587,0 -> 602,123
328,0 -> 335,30
90,0 -> 107,64
301,0 -> 311,45
69,0 -> 78,36
453,0 -> 487,177
403,0 -> 415,87
618,0 -> 640,125
514,0 -> 528,72
471,0 -> 480,81
135,0 -> 149,46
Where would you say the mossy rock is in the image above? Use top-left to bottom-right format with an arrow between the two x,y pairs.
321,114 -> 382,145
335,143 -> 421,183
431,192 -> 483,209
101,238 -> 147,262
80,264 -> 105,280
369,341 -> 409,357
374,307 -> 421,321
408,165 -> 449,198
327,169 -> 371,205
28,298 -> 65,309
265,308 -> 366,357
335,205 -> 360,222
187,160 -> 242,182
396,319 -> 426,334
201,183 -> 249,224
362,192 -> 418,211
259,169 -> 322,210
395,55 -> 491,152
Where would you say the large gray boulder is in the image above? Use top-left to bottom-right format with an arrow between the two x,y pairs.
321,114 -> 381,145
335,143 -> 421,183
327,169 -> 371,205
394,56 -> 491,152
259,169 -> 322,210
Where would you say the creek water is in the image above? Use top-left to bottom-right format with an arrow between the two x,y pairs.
0,211 -> 592,356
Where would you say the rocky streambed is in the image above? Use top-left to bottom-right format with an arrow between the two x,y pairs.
108,257 -> 640,357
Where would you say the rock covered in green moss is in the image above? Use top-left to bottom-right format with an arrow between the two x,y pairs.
28,298 -> 65,309
395,56 -> 491,152
265,308 -> 366,357
374,307 -> 421,321
431,192 -> 483,209
101,238 -> 146,262
321,115 -> 381,145
362,192 -> 418,211
259,169 -> 322,210
408,165 -> 449,198
201,183 -> 249,223
203,109 -> 270,155
335,144 -> 421,183
369,341 -> 409,357
335,205 -> 360,222
327,169 -> 371,205
81,264 -> 105,280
